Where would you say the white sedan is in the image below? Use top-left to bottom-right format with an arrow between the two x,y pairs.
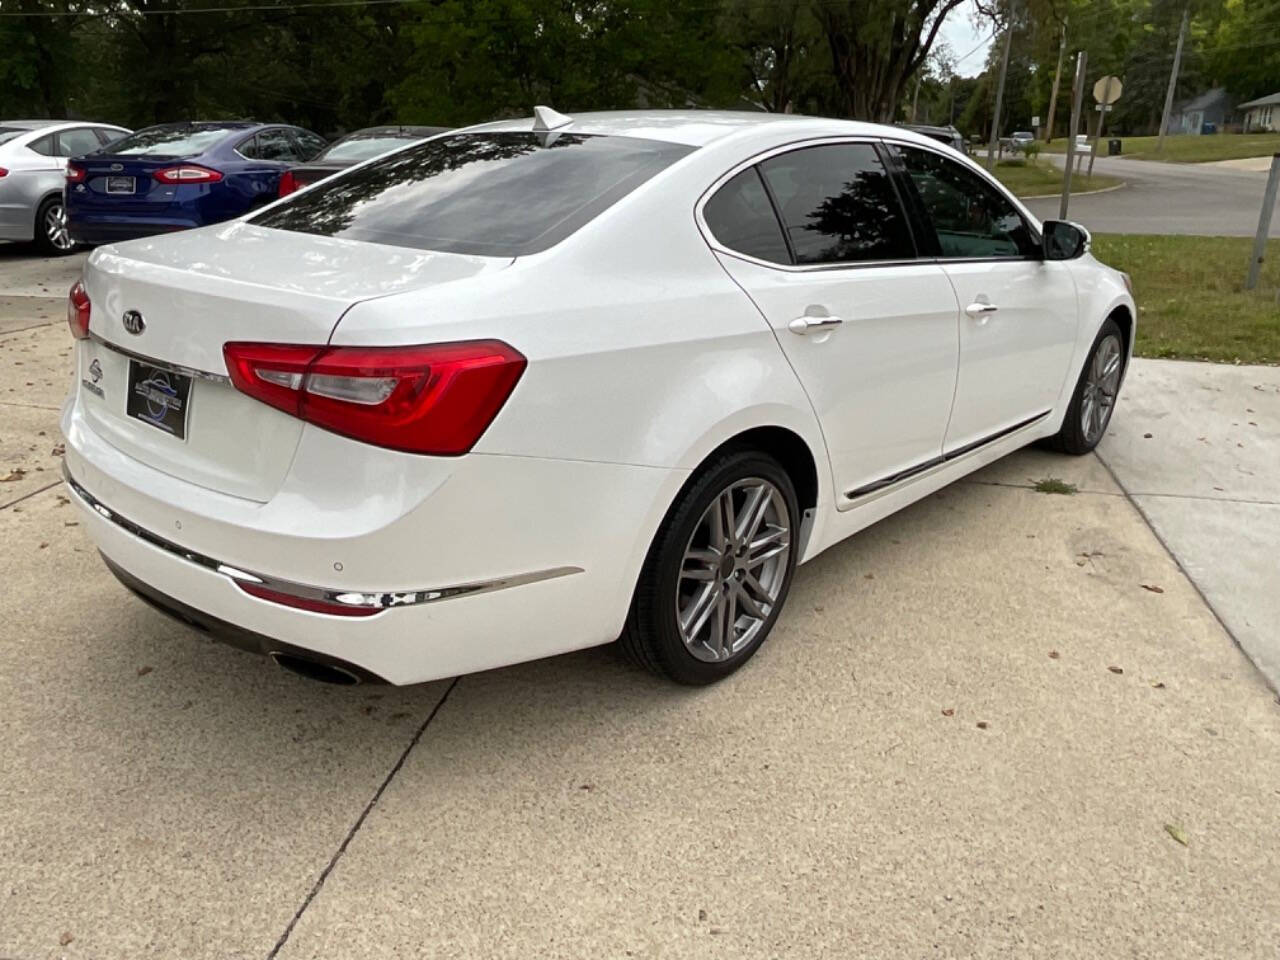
61,109 -> 1134,686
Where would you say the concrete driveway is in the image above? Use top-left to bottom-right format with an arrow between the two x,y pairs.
1025,154 -> 1280,237
3,248 -> 1279,959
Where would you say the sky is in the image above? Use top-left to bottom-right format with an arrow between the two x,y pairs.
940,0 -> 997,77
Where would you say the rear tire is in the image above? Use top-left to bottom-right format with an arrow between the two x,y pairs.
33,195 -> 77,256
621,449 -> 799,685
1049,317 -> 1124,455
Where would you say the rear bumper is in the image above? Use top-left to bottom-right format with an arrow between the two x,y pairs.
67,217 -> 195,245
61,397 -> 686,685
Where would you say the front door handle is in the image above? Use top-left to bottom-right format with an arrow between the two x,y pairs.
964,301 -> 999,317
788,315 -> 844,335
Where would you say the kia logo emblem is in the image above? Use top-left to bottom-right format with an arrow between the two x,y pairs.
122,310 -> 145,335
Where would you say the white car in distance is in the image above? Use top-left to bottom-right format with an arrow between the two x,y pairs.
61,108 -> 1135,686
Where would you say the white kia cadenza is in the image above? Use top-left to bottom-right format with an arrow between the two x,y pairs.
61,109 -> 1135,686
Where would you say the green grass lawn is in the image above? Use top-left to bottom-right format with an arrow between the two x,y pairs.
1043,132 -> 1280,163
1091,234 -> 1280,363
990,158 -> 1123,198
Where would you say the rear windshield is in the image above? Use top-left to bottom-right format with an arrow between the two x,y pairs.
319,136 -> 420,163
252,131 -> 694,256
105,125 -> 241,156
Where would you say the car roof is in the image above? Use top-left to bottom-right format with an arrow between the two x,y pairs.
339,125 -> 450,139
468,109 -> 923,148
0,119 -> 125,132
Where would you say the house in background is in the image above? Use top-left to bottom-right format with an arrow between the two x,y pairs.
1172,87 -> 1232,134
1238,92 -> 1280,132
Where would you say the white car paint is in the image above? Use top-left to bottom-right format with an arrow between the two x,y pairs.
61,110 -> 1135,685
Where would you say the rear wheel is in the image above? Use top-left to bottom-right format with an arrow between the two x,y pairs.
33,196 -> 76,256
1050,317 -> 1124,455
621,449 -> 799,685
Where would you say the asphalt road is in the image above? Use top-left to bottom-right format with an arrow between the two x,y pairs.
3,249 -> 1280,959
1025,154 -> 1280,237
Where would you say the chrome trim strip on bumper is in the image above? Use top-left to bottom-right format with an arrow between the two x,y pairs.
63,464 -> 583,613
88,332 -> 231,384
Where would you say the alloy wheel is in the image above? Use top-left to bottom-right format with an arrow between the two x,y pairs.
44,202 -> 74,252
1080,333 -> 1122,445
676,477 -> 791,663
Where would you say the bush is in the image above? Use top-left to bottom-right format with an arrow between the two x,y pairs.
1023,141 -> 1042,162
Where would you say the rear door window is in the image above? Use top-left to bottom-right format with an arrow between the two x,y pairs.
27,134 -> 56,156
758,143 -> 915,265
252,132 -> 693,256
702,168 -> 790,264
291,129 -> 327,160
58,127 -> 104,158
249,129 -> 299,161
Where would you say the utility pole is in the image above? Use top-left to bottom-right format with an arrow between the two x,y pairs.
986,16 -> 1015,172
1045,18 -> 1067,142
1157,6 -> 1190,154
1061,50 -> 1087,220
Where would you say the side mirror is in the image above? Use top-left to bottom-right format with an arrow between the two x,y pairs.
1041,219 -> 1090,261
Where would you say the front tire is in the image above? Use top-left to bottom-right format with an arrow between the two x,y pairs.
621,449 -> 799,685
1050,317 -> 1125,455
33,196 -> 76,256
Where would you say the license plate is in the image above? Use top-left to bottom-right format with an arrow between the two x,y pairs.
106,175 -> 135,194
126,360 -> 192,440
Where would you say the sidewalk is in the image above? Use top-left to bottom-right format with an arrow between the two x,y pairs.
1098,358 -> 1280,689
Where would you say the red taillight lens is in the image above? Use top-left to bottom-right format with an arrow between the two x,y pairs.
223,340 -> 526,456
153,165 -> 223,184
65,165 -> 85,182
67,280 -> 91,340
236,581 -> 380,617
278,170 -> 299,197
0,166 -> 9,178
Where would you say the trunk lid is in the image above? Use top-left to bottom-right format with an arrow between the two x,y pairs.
79,222 -> 512,502
72,155 -> 190,214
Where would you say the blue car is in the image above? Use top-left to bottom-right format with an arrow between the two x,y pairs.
65,121 -> 326,245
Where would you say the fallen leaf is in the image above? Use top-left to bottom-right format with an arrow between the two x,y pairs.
1048,650 -> 1060,659
51,442 -> 65,456
136,665 -> 153,677
1108,665 -> 1124,674
38,542 -> 48,549
579,782 -> 595,792
1151,681 -> 1166,689
976,721 -> 989,730
1141,584 -> 1165,594
698,909 -> 707,922
941,708 -> 955,717
1143,432 -> 1153,439
60,932 -> 74,946
1,468 -> 26,482
863,573 -> 875,580
1164,823 -> 1189,847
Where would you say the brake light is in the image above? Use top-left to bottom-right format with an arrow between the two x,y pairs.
67,281 -> 91,340
223,340 -> 526,455
0,167 -> 8,178
153,165 -> 223,184
65,165 -> 85,182
236,581 -> 380,617
278,170 -> 299,197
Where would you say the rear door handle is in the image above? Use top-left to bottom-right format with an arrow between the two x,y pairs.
964,301 -> 999,317
788,315 -> 844,335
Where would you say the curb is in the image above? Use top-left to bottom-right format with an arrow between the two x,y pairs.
1020,181 -> 1128,201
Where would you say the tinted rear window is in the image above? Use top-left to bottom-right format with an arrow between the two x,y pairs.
252,132 -> 693,256
106,125 -> 242,156
320,136 -> 420,162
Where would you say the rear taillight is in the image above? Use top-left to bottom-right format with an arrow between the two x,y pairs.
223,340 -> 526,456
153,165 -> 223,184
278,170 -> 299,197
0,167 -> 9,178
67,281 -> 91,340
65,165 -> 85,183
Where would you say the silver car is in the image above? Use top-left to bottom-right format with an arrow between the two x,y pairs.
0,120 -> 131,255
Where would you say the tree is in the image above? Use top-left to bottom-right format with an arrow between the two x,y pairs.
815,0 -> 968,121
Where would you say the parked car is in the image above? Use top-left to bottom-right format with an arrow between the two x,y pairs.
65,121 -> 326,245
278,124 -> 449,196
0,120 -> 130,254
899,123 -> 966,154
61,109 -> 1135,687
1009,130 -> 1036,152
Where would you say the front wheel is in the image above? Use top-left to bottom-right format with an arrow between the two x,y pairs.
621,449 -> 799,685
33,196 -> 77,256
1050,317 -> 1125,455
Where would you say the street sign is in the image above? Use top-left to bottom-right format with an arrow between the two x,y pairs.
1031,115 -> 1041,127
1093,76 -> 1123,104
